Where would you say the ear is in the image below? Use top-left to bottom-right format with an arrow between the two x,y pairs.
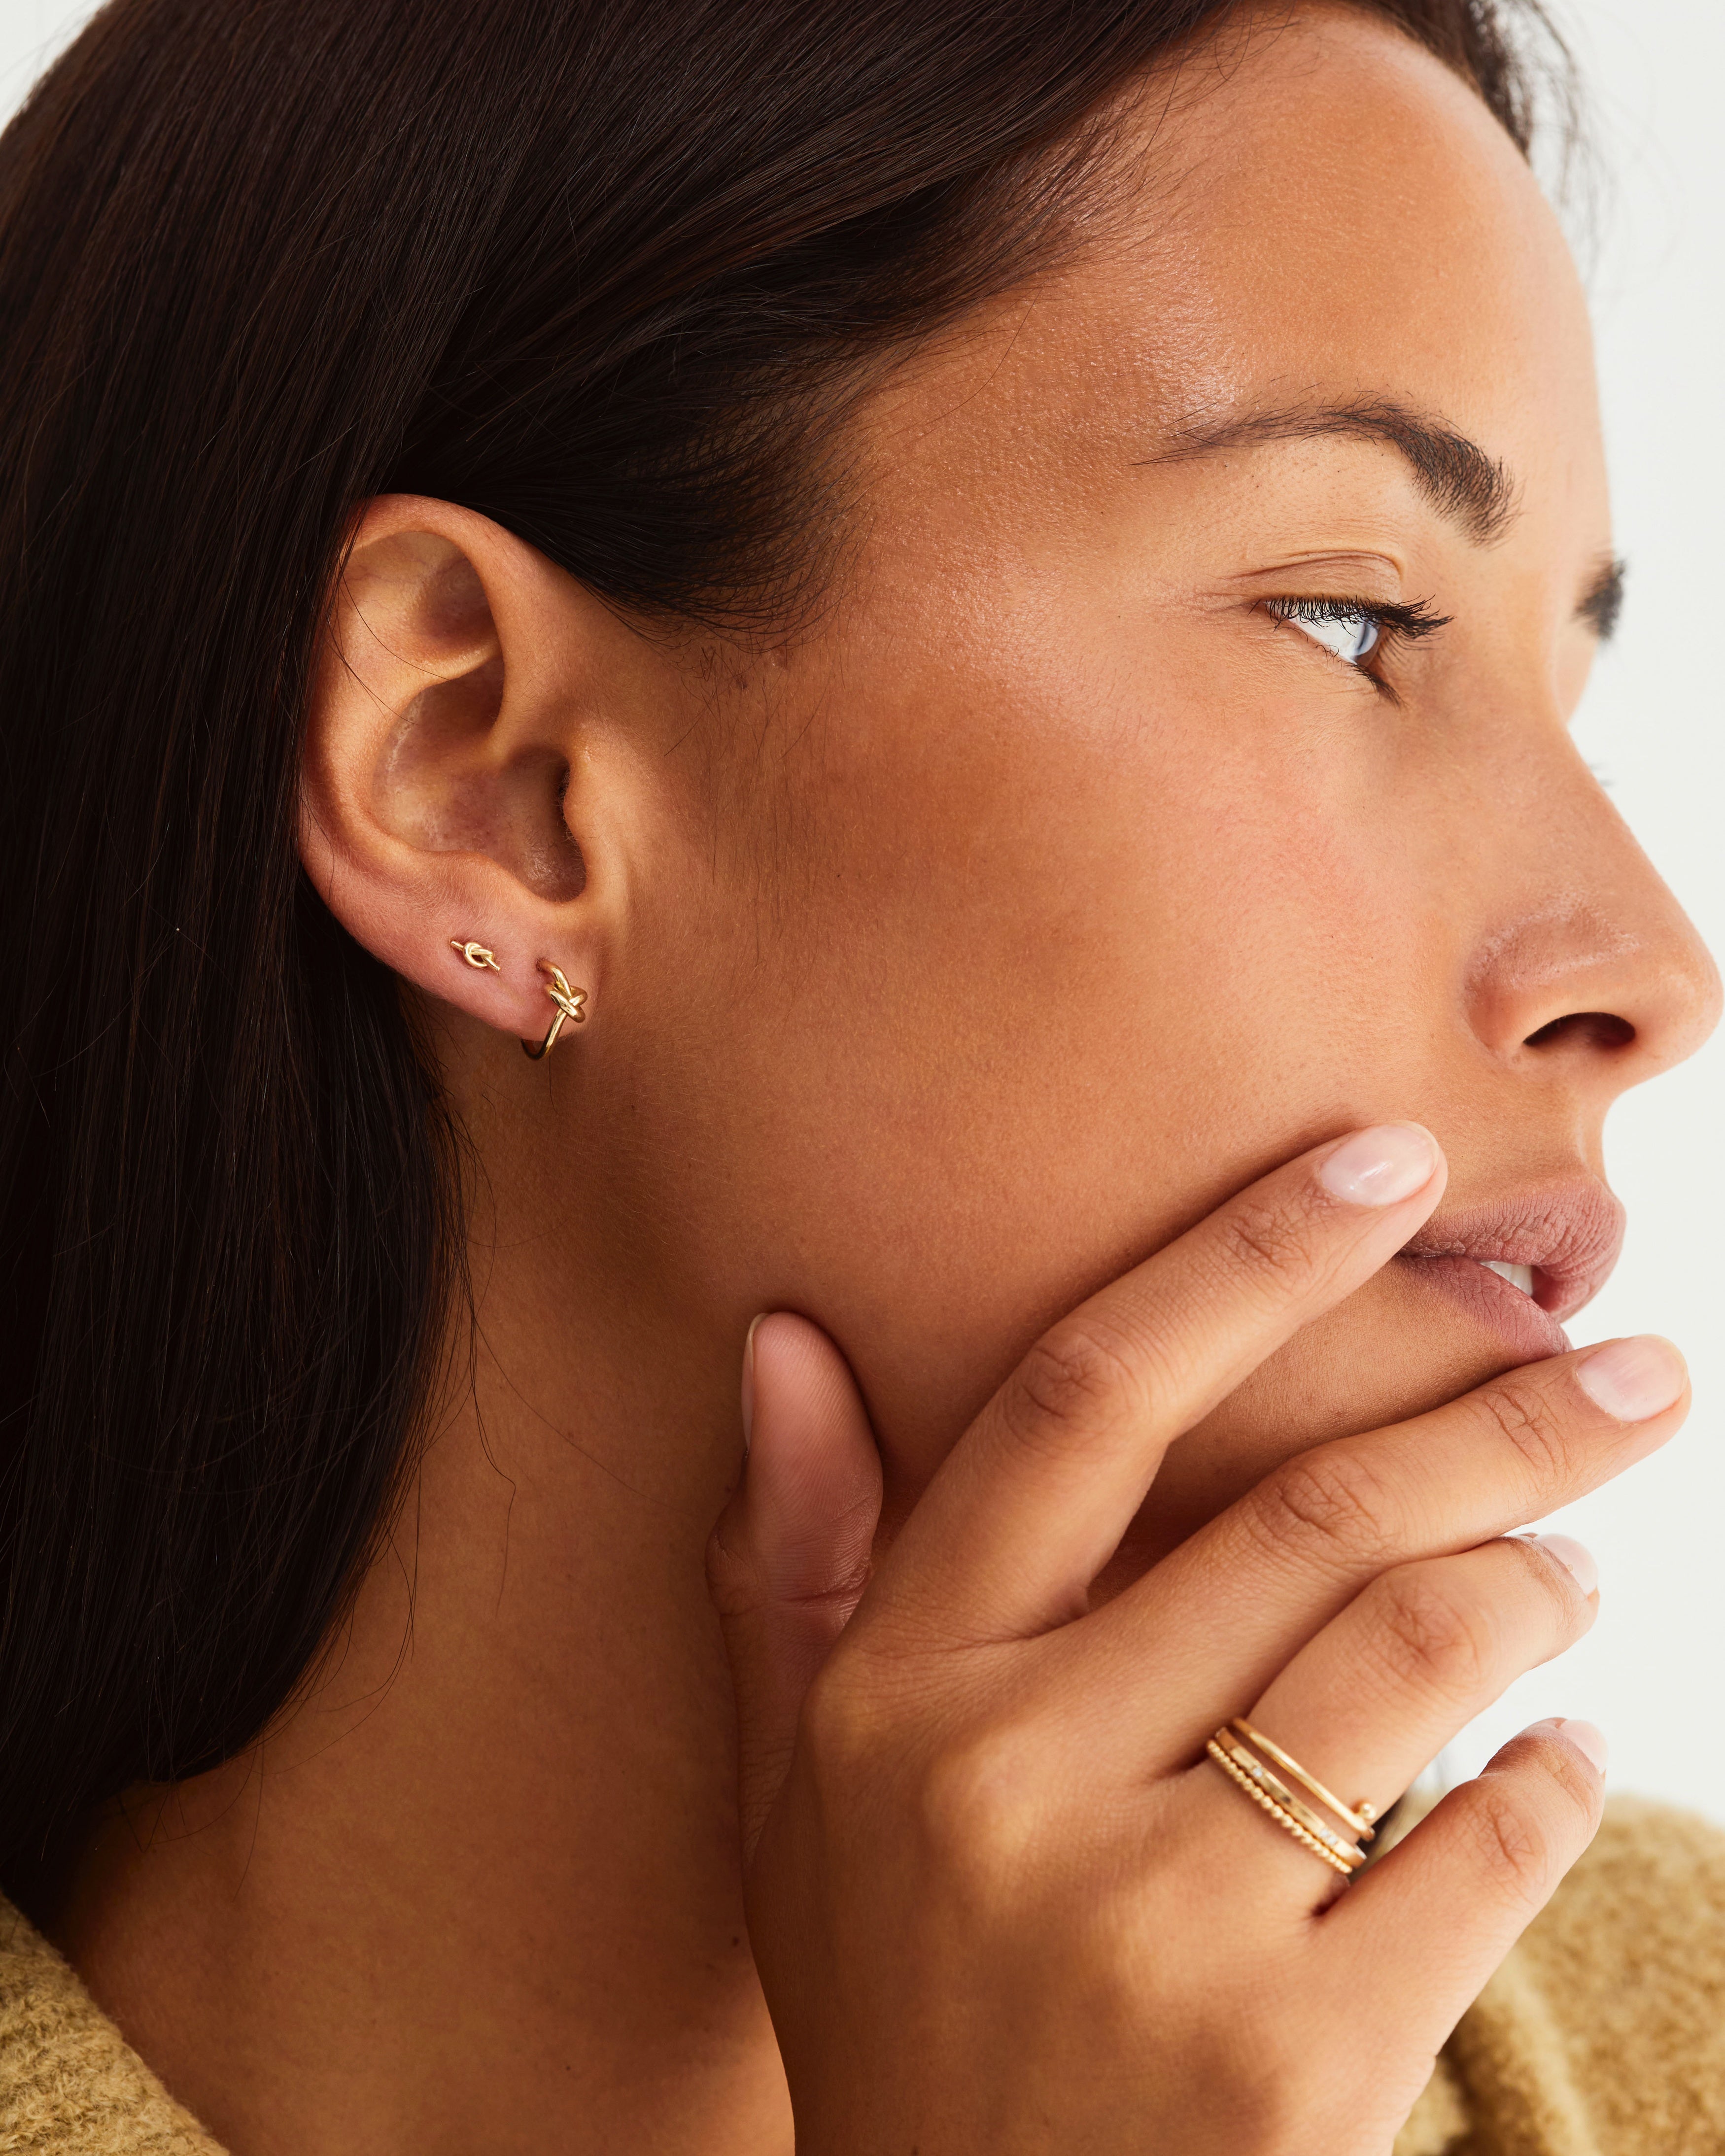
300,495 -> 621,1046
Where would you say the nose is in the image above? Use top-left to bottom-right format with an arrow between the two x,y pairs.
1464,765 -> 1722,1094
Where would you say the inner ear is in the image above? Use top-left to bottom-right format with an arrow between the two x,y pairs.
353,531 -> 586,903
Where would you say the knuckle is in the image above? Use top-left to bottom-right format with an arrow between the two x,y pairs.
1366,1566 -> 1496,1700
1002,1320 -> 1151,1454
1245,1446 -> 1401,1576
1471,1378 -> 1572,1483
916,1721 -> 1042,1878
1215,1194 -> 1325,1298
1460,1783 -> 1560,1905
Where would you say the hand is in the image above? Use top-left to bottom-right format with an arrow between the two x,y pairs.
707,1125 -> 1689,2154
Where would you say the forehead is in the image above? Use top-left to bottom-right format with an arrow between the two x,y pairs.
867,5 -> 1603,540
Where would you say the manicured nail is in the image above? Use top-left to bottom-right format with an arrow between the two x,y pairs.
1575,1335 -> 1686,1423
1317,1124 -> 1440,1207
1528,1533 -> 1598,1596
1553,1718 -> 1608,1776
741,1314 -> 765,1451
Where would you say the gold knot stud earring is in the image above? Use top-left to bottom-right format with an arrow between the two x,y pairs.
522,960 -> 588,1060
449,939 -> 501,972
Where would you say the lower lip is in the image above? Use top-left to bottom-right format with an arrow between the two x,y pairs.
1393,1254 -> 1570,1363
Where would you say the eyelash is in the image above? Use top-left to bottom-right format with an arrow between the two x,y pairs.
1263,593 -> 1451,670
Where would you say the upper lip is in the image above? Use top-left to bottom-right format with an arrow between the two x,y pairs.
1397,1179 -> 1626,1322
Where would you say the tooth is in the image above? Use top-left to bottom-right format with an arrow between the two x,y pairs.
1482,1260 -> 1535,1297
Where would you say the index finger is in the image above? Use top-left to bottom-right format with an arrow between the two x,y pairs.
867,1124 -> 1446,1643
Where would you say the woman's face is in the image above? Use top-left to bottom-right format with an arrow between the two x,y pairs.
531,6 -> 1719,1549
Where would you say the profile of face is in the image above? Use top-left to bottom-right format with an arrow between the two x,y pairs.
305,3 -> 1720,1570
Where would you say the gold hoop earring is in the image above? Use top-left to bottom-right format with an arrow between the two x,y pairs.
449,939 -> 501,973
522,961 -> 587,1060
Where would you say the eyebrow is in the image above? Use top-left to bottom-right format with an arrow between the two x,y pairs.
1144,397 -> 1623,639
1142,397 -> 1520,545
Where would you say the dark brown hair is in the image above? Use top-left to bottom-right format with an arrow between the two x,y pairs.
0,0 -> 1560,1885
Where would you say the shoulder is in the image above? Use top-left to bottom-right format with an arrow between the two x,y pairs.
1406,1795 -> 1725,2156
0,1897 -> 223,2153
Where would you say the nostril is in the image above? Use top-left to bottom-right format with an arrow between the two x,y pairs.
1524,1011 -> 1636,1052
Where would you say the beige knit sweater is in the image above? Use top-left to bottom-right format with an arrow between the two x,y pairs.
0,1798 -> 1720,2153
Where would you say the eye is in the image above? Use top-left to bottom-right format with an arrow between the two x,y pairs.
1266,597 -> 1381,666
1261,593 -> 1450,676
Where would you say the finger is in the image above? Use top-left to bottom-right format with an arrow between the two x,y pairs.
1186,1533 -> 1596,1891
706,1312 -> 882,1863
866,1125 -> 1446,1643
1326,1718 -> 1607,2030
1083,1333 -> 1685,1757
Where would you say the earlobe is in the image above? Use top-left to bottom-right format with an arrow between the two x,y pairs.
298,495 -> 601,1045
520,962 -> 589,1061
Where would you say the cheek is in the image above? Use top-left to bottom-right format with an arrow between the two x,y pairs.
645,643 -> 1439,1480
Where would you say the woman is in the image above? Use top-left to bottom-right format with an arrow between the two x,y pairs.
1,0 -> 1721,2147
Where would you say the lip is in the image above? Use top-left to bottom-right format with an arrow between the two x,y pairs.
1392,1179 -> 1626,1362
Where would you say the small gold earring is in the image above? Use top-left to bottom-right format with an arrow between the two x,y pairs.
450,939 -> 502,973
522,961 -> 588,1060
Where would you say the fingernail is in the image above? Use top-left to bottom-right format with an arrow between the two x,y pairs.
1575,1335 -> 1686,1423
1555,1718 -> 1608,1776
1317,1124 -> 1440,1207
1528,1533 -> 1599,1596
741,1314 -> 765,1451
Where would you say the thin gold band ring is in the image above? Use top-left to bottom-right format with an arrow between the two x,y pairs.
1229,1717 -> 1378,1841
1209,1730 -> 1366,1872
1205,1742 -> 1358,1878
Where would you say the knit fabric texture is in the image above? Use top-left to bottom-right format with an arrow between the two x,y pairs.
1393,1796 -> 1725,2156
0,1901 -> 218,2153
0,1797 -> 1720,2151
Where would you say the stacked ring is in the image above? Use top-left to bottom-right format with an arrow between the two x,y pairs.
1228,1717 -> 1378,1840
1205,1718 -> 1379,1879
1206,1732 -> 1366,1872
1205,1742 -> 1358,1876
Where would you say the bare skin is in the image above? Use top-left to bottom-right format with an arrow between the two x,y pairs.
55,10 -> 1719,2156
712,1147 -> 1687,2153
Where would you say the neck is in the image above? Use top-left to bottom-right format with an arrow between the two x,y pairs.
54,1164 -> 787,2156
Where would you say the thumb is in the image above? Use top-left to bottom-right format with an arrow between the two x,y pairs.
706,1310 -> 883,1865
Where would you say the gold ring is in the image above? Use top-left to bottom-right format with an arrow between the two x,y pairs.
1205,1742 -> 1358,1878
1209,1731 -> 1367,1872
1229,1717 -> 1377,1840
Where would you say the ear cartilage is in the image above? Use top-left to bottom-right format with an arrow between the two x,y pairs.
450,939 -> 502,973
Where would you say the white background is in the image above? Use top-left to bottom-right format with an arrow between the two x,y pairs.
1,0 -> 1721,1814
